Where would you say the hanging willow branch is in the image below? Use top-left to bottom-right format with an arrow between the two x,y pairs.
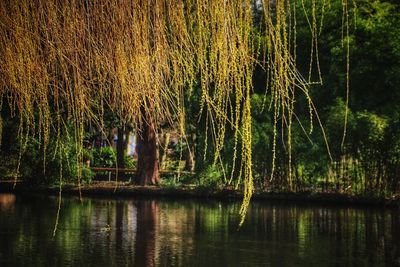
0,0 -> 353,222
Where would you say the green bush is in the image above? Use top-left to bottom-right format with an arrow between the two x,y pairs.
92,147 -> 116,167
18,135 -> 94,185
92,147 -> 136,169
196,165 -> 223,188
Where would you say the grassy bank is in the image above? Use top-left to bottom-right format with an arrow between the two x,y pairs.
1,180 -> 399,208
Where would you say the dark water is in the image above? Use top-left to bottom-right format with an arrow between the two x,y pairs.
0,193 -> 399,267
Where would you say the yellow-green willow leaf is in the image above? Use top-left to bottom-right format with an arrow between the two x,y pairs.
0,0 -> 353,224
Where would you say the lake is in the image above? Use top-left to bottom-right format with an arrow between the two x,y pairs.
0,193 -> 399,266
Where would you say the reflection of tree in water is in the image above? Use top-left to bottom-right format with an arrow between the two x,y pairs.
156,202 -> 196,266
134,200 -> 158,267
115,201 -> 124,251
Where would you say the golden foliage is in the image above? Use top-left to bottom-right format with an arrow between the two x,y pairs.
0,0 -> 351,221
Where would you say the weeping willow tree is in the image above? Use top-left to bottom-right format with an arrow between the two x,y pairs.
0,0 -> 353,221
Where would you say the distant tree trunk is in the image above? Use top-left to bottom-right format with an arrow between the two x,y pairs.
136,109 -> 159,185
159,132 -> 170,170
117,127 -> 125,178
185,133 -> 195,172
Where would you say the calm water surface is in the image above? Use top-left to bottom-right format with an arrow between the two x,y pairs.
0,193 -> 399,267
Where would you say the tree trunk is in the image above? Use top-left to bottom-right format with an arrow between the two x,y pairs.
136,112 -> 159,185
185,150 -> 194,172
159,132 -> 170,170
185,134 -> 195,172
117,127 -> 125,179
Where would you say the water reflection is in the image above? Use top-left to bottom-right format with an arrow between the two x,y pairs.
0,194 -> 399,267
135,201 -> 157,267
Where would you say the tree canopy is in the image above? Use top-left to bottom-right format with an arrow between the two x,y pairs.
0,0 -> 358,220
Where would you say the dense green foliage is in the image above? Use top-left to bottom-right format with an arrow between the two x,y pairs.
275,0 -> 400,195
188,0 -> 400,195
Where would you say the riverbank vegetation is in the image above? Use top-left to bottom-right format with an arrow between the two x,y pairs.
0,0 -> 399,204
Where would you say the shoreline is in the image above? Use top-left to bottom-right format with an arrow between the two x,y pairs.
1,180 -> 399,207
